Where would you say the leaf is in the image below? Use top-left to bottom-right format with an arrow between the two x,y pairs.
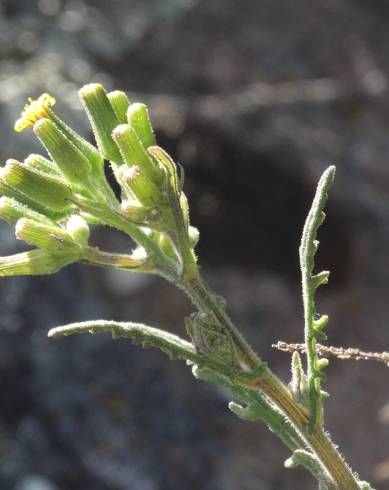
49,320 -> 197,361
299,166 -> 335,430
193,365 -> 306,452
285,450 -> 336,490
48,320 -> 229,374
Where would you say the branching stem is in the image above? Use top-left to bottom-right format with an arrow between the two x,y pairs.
184,274 -> 360,490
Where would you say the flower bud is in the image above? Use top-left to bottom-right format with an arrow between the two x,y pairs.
120,199 -> 149,224
120,199 -> 162,226
79,83 -> 121,163
14,92 -> 103,172
112,124 -> 161,182
0,249 -> 76,276
24,154 -> 62,178
48,112 -> 103,172
119,165 -> 163,208
108,90 -> 130,124
34,118 -> 91,185
15,218 -> 83,255
156,232 -> 177,261
127,103 -> 156,149
188,225 -> 200,248
0,179 -> 54,218
1,160 -> 72,213
0,196 -> 55,225
66,215 -> 90,245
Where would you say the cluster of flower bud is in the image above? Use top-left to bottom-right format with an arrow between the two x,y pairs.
0,84 -> 199,280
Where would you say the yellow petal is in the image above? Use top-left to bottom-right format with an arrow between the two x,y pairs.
14,93 -> 56,132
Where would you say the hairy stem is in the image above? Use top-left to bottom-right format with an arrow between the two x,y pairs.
184,275 -> 360,490
185,275 -> 262,371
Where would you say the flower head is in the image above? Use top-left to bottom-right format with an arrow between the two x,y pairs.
2,84 -> 197,280
14,93 -> 56,132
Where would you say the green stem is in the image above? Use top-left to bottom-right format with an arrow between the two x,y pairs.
197,367 -> 307,452
185,275 -> 262,371
73,195 -> 180,280
184,275 -> 361,490
83,247 -> 152,272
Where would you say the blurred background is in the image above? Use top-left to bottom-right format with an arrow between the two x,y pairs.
0,0 -> 389,489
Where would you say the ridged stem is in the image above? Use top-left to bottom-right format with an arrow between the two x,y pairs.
184,275 -> 360,490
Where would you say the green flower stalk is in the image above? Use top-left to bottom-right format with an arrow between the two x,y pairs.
0,84 -> 375,490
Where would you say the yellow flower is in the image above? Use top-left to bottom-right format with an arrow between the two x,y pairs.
14,93 -> 56,132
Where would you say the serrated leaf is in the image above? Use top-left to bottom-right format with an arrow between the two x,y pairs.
193,365 -> 306,452
285,450 -> 336,490
299,166 -> 335,430
48,320 -> 232,376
